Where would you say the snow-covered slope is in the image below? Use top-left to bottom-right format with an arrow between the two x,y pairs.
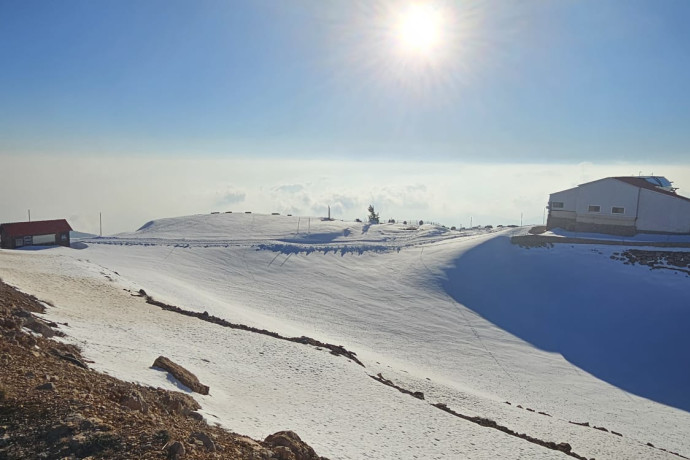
1,213 -> 688,460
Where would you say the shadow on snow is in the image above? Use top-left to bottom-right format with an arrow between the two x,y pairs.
441,235 -> 690,412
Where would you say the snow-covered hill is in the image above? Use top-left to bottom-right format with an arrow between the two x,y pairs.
1,213 -> 688,459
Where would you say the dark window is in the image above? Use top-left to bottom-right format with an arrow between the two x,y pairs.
588,205 -> 601,213
551,202 -> 564,209
612,207 -> 625,214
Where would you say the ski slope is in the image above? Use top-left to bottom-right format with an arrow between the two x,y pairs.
1,213 -> 688,459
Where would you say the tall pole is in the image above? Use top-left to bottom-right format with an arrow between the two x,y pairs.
28,209 -> 31,222
100,212 -> 102,237
521,212 -> 523,227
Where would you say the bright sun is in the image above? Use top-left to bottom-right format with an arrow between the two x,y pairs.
396,3 -> 444,55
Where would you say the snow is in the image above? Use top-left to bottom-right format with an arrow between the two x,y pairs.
545,227 -> 690,244
1,213 -> 688,460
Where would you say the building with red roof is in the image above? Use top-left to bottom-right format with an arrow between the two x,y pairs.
0,219 -> 73,249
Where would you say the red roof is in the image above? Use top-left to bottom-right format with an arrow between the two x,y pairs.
0,219 -> 73,237
613,177 -> 690,203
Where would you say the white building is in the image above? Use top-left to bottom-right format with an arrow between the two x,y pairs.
547,176 -> 690,236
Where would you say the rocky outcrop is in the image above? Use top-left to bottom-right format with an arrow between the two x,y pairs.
165,440 -> 186,459
0,280 -> 329,460
120,389 -> 149,413
142,294 -> 364,367
370,373 -> 424,400
152,356 -> 210,395
264,430 -> 328,460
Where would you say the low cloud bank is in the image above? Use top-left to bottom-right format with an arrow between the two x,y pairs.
1,155 -> 688,235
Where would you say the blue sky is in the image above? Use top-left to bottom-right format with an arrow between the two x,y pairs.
3,0 -> 690,161
1,1 -> 690,231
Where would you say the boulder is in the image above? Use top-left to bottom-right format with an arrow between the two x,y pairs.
191,431 -> 215,451
158,390 -> 200,416
36,382 -> 55,391
165,440 -> 185,460
22,316 -> 56,338
264,431 -> 322,460
152,356 -> 209,395
120,390 -> 148,413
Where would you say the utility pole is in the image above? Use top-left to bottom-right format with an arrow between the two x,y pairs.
470,216 -> 472,228
100,212 -> 102,237
28,209 -> 31,222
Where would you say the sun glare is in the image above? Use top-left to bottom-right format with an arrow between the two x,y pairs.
396,3 -> 444,55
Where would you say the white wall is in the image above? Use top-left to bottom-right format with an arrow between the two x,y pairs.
549,188 -> 578,212
574,179 -> 640,217
549,177 -> 690,234
637,190 -> 690,233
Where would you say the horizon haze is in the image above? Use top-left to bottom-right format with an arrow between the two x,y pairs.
1,1 -> 689,233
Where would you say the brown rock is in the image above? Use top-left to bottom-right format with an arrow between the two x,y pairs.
264,431 -> 322,460
274,445 -> 297,460
152,356 -> 209,395
36,382 -> 55,391
556,442 -> 572,453
166,440 -> 186,459
191,431 -> 215,451
120,390 -> 148,413
159,391 -> 200,416
22,316 -> 57,338
188,411 -> 204,421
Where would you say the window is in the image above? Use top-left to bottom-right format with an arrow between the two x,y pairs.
551,201 -> 564,209
612,207 -> 625,214
588,205 -> 601,213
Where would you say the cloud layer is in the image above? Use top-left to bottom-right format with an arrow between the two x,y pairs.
2,155 -> 689,235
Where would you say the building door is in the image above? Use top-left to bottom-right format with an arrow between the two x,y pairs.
33,234 -> 56,245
